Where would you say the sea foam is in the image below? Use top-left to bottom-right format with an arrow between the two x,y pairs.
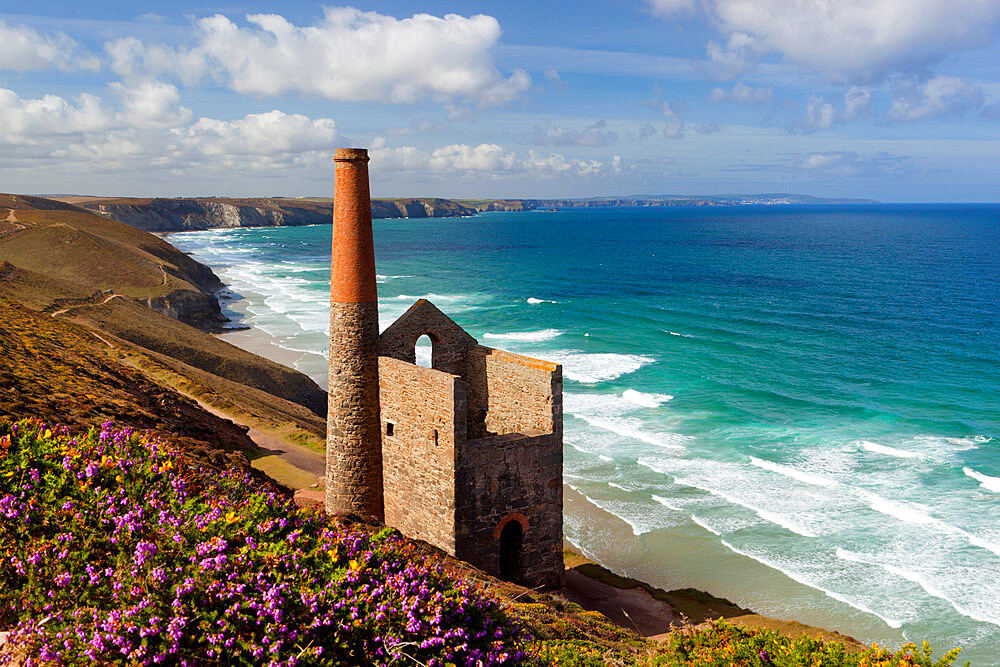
622,388 -> 674,408
546,350 -> 656,383
858,490 -> 937,525
963,467 -> 1000,493
668,473 -> 819,538
482,328 -> 563,342
576,415 -> 689,450
836,548 -> 1000,628
720,540 -> 903,629
749,456 -> 836,487
857,440 -> 924,459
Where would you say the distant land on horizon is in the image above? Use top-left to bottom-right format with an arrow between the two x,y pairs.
47,193 -> 880,233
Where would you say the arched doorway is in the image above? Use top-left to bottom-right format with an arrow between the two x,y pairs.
498,520 -> 524,583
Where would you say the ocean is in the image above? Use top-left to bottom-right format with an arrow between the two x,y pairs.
169,204 -> 1000,664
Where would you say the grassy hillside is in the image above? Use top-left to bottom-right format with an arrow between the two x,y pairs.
0,195 -> 327,420
0,296 -> 257,469
1,194 -> 221,313
1,419 -> 967,666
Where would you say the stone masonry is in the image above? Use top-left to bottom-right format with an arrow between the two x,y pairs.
326,148 -> 384,519
327,148 -> 563,589
379,300 -> 564,589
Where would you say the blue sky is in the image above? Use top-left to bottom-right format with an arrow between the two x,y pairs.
1,1 -> 999,201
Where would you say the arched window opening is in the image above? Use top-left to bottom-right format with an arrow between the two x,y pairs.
498,520 -> 524,583
415,334 -> 433,368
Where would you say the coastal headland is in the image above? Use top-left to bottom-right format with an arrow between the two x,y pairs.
0,193 -> 962,664
51,193 -> 878,233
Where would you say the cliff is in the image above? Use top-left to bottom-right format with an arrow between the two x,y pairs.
0,194 -> 225,329
0,194 -> 327,421
62,196 -> 483,232
55,193 -> 879,233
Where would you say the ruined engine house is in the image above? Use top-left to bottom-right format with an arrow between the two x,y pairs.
325,148 -> 563,589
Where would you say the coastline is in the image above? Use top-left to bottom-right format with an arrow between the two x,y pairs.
206,299 -> 884,650
161,207 -> 1000,664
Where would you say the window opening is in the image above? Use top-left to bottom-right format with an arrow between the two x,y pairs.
415,334 -> 433,368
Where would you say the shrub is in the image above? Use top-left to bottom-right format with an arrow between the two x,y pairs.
0,419 -> 524,666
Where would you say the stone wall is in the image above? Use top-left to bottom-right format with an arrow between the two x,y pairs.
459,347 -> 563,588
379,356 -> 465,554
379,299 -> 477,377
376,300 -> 564,589
326,301 -> 383,518
466,346 -> 562,440
455,431 -> 564,589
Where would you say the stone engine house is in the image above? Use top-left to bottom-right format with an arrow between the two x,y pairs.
326,148 -> 564,589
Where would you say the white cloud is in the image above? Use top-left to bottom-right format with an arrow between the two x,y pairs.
173,111 -> 338,165
371,143 -> 616,177
107,8 -> 530,106
654,0 -> 1000,83
528,120 -> 618,147
637,122 -> 658,138
0,21 -> 100,72
648,0 -> 698,16
660,101 -> 685,138
801,95 -> 836,130
642,84 -> 686,139
793,87 -> 871,130
698,34 -> 758,80
0,87 -> 338,173
889,75 -> 985,122
707,82 -> 773,104
793,151 -> 915,177
0,89 -> 114,142
981,102 -> 1000,121
384,119 -> 443,137
109,81 -> 192,129
843,87 -> 872,121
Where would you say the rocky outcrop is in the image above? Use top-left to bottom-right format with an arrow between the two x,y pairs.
145,289 -> 229,331
91,198 -> 331,232
68,194 -> 879,234
80,197 -> 492,232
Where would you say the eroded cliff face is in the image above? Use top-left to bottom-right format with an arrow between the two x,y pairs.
93,198 -> 331,232
86,197 -> 485,232
145,289 -> 229,331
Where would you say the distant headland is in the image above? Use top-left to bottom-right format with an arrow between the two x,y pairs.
48,193 -> 879,233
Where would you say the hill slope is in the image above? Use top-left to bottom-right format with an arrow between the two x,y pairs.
0,194 -> 327,424
1,194 -> 223,328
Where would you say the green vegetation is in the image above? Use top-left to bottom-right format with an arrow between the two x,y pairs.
0,194 -> 327,421
1,419 -> 520,665
1,418 -> 968,666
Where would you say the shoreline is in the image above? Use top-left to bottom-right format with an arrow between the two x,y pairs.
208,306 -> 886,651
163,216 -> 989,662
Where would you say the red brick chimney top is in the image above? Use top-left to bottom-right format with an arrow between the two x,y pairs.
331,148 -> 377,303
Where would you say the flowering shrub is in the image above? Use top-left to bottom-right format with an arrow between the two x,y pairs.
652,622 -> 967,667
0,419 -> 524,666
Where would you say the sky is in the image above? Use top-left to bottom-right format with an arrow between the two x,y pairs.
1,1 -> 999,201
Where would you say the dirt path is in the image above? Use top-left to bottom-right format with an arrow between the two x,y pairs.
84,330 -> 325,490
4,209 -> 16,223
51,293 -> 126,317
191,400 -> 324,489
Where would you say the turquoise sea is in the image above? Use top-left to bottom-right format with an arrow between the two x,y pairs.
169,205 -> 1000,664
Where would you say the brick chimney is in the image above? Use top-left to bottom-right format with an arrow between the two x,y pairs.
326,148 -> 384,519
